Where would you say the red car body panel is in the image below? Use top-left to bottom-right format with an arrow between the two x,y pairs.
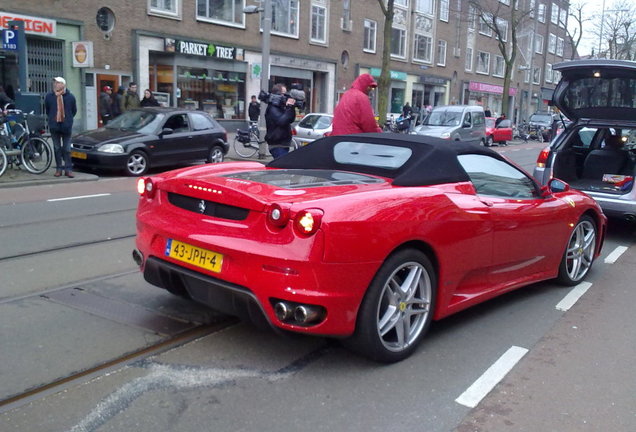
135,145 -> 606,337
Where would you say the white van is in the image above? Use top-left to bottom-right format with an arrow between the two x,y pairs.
413,105 -> 486,144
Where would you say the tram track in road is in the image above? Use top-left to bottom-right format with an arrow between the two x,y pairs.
0,318 -> 239,414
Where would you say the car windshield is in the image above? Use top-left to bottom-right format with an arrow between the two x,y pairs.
298,115 -> 332,129
106,110 -> 163,133
423,110 -> 462,126
530,114 -> 552,123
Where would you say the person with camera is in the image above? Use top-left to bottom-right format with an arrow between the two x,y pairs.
263,83 -> 297,159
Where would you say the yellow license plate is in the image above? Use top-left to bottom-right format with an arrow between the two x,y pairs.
71,150 -> 87,159
165,239 -> 223,273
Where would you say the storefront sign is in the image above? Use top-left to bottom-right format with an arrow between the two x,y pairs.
0,12 -> 56,36
469,81 -> 517,96
369,68 -> 407,81
72,41 -> 93,68
419,75 -> 447,85
166,38 -> 244,61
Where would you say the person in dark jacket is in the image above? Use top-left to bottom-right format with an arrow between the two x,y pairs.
111,87 -> 124,118
248,95 -> 260,122
121,82 -> 140,112
264,84 -> 297,159
140,89 -> 160,107
44,77 -> 77,178
331,73 -> 382,135
0,85 -> 13,109
99,85 -> 113,125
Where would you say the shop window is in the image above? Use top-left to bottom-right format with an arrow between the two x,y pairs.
197,0 -> 244,27
149,0 -> 180,18
177,67 -> 246,120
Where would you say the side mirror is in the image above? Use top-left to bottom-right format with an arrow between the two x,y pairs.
161,127 -> 174,136
548,178 -> 570,194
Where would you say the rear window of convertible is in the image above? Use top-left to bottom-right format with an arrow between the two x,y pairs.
333,142 -> 412,170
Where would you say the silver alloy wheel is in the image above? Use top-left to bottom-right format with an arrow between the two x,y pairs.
127,152 -> 148,175
564,219 -> 596,282
375,261 -> 432,353
486,135 -> 493,147
208,146 -> 224,163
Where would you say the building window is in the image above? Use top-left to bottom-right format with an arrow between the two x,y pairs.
479,13 -> 493,37
416,0 -> 433,15
556,37 -> 564,56
196,0 -> 243,26
499,0 -> 510,4
551,3 -> 558,25
391,27 -> 406,58
548,33 -> 556,54
545,63 -> 553,83
342,0 -> 352,30
149,0 -> 179,17
395,0 -> 408,6
494,55 -> 505,77
439,0 -> 449,22
529,0 -> 535,17
496,18 -> 508,42
537,3 -> 545,23
413,34 -> 433,63
476,51 -> 490,74
468,6 -> 477,30
270,0 -> 299,36
465,47 -> 473,71
364,19 -> 377,53
310,2 -> 327,43
533,66 -> 541,85
535,33 -> 544,54
559,8 -> 567,28
437,40 -> 447,66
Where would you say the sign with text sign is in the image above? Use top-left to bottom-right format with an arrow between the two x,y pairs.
1,28 -> 18,50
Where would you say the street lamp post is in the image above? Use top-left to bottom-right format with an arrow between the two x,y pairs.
244,0 -> 271,158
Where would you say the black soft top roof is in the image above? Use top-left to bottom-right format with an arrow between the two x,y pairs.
268,133 -> 506,186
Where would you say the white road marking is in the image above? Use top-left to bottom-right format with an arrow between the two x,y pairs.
604,246 -> 628,264
555,281 -> 593,312
47,193 -> 111,202
455,346 -> 529,408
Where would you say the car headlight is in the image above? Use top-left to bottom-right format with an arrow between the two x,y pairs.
98,143 -> 125,153
440,132 -> 451,139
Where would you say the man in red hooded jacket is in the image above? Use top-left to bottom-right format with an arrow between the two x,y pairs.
332,73 -> 382,135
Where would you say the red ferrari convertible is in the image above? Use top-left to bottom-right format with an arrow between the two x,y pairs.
134,133 -> 606,362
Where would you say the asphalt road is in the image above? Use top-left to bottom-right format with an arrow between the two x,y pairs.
0,142 -> 634,432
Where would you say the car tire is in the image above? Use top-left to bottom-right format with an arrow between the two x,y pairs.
207,145 -> 225,163
345,249 -> 436,363
486,135 -> 493,147
126,150 -> 150,176
556,215 -> 597,286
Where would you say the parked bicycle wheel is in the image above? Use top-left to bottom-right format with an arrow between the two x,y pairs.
233,135 -> 259,158
0,147 -> 7,177
21,137 -> 52,174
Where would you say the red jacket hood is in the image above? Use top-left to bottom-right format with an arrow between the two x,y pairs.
351,74 -> 378,92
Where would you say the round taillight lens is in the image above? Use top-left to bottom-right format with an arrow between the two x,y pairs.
268,203 -> 291,227
294,209 -> 323,236
137,177 -> 156,198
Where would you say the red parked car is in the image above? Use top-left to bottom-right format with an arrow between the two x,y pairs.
134,133 -> 606,362
485,116 -> 514,146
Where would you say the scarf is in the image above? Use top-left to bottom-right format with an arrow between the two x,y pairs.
55,88 -> 66,123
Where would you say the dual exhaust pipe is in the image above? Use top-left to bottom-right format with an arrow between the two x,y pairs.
274,301 -> 325,326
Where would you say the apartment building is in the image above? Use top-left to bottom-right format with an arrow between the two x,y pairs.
0,0 -> 570,131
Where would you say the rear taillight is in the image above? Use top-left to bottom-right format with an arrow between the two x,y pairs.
291,128 -> 297,136
267,203 -> 291,227
294,209 -> 323,236
137,177 -> 156,198
536,146 -> 551,168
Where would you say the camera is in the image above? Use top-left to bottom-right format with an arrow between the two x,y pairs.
258,83 -> 305,110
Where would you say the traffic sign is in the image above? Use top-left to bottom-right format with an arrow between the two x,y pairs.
1,28 -> 19,51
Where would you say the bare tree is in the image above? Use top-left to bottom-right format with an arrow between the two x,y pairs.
599,0 -> 636,59
468,1 -> 533,117
376,0 -> 395,125
566,0 -> 590,59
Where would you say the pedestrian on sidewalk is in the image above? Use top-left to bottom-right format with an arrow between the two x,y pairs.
44,77 -> 77,178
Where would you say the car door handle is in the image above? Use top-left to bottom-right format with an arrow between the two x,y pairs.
480,199 -> 494,207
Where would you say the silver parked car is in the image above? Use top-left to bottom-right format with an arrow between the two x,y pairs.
292,113 -> 333,146
533,59 -> 636,222
412,105 -> 486,144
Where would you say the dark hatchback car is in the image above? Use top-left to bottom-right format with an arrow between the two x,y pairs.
534,59 -> 636,222
71,108 -> 229,176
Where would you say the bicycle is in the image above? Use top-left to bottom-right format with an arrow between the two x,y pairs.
233,121 -> 299,159
0,109 -> 53,177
